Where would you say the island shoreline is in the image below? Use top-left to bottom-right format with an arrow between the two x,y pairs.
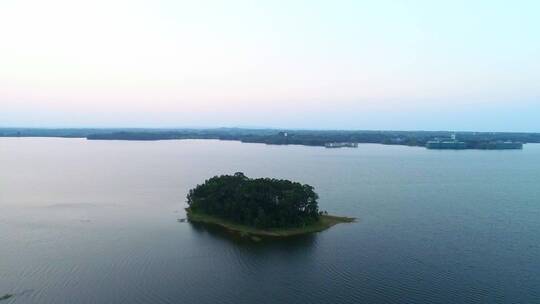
185,208 -> 355,238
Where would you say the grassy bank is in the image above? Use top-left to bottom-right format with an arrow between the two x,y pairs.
186,208 -> 355,238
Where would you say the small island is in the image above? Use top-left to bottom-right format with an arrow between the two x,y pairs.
0,294 -> 13,301
186,173 -> 354,238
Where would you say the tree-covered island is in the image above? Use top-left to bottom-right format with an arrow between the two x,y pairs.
186,173 -> 354,238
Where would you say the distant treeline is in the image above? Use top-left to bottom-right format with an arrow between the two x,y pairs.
1,127 -> 540,148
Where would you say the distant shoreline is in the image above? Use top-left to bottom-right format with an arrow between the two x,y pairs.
1,127 -> 537,150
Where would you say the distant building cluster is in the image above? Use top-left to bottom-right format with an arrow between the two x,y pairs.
325,142 -> 358,148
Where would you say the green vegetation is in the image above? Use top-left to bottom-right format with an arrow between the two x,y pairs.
186,173 -> 354,237
188,173 -> 320,228
0,294 -> 13,301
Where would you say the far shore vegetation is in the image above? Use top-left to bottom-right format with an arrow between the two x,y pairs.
186,173 -> 354,238
1,128 -> 538,149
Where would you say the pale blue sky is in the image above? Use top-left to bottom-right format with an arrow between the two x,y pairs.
1,0 -> 538,131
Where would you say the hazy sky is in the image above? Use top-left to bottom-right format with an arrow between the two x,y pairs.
1,0 -> 539,131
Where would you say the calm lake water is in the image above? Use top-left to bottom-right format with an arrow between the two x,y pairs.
1,138 -> 539,303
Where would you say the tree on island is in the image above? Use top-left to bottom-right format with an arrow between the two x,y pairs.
187,172 -> 320,229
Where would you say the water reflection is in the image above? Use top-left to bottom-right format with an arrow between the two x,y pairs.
187,220 -> 318,251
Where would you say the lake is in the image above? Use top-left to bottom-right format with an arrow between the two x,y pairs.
1,138 -> 539,303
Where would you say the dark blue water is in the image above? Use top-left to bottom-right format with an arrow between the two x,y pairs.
1,138 -> 539,303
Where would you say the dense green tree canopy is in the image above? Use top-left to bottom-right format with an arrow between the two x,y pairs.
187,173 -> 320,228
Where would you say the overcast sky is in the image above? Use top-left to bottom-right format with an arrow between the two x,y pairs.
1,0 -> 539,131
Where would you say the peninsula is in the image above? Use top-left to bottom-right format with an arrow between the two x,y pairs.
185,173 -> 354,238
